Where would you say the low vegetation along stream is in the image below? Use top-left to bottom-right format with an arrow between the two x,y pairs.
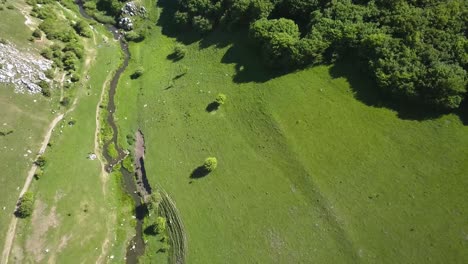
76,1 -> 151,262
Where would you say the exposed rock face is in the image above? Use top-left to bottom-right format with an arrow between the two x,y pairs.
121,1 -> 147,17
118,16 -> 134,31
0,43 -> 52,94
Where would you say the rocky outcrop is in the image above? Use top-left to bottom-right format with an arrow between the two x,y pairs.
0,42 -> 52,94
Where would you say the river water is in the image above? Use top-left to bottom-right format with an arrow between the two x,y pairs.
75,1 -> 149,263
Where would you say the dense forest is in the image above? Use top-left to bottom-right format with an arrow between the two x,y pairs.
89,0 -> 467,110
172,0 -> 467,110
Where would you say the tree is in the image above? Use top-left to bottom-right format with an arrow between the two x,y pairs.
73,20 -> 92,38
215,93 -> 227,106
173,43 -> 187,59
146,192 -> 162,213
192,15 -> 213,33
203,157 -> 218,172
16,192 -> 34,218
34,156 -> 47,168
131,67 -> 144,79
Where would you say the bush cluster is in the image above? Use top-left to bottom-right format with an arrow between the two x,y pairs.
16,192 -> 34,218
174,0 -> 468,110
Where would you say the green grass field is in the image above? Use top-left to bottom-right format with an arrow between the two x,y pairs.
114,1 -> 468,263
0,0 -> 56,252
2,2 -> 135,262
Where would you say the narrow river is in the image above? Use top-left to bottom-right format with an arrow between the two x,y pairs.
75,1 -> 149,262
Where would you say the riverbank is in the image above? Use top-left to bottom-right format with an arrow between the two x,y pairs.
4,1 -> 136,262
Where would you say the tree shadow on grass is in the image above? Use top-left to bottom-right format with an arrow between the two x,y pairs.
144,225 -> 156,236
206,102 -> 219,112
156,0 -> 286,84
328,57 -> 449,121
190,166 -> 210,179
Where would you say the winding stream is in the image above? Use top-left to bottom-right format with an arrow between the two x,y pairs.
75,1 -> 150,262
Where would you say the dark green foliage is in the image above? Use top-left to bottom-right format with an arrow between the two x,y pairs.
71,73 -> 81,82
60,97 -> 70,106
173,0 -> 468,110
192,15 -> 213,33
31,5 -> 56,20
38,80 -> 51,97
173,43 -> 187,59
73,20 -> 92,38
131,67 -> 144,79
16,192 -> 34,218
39,18 -> 79,42
45,68 -> 55,79
126,133 -> 136,145
34,156 -> 47,168
32,29 -> 42,38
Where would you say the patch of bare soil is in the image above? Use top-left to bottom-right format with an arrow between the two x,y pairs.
25,200 -> 60,262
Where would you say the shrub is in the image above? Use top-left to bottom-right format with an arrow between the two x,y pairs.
124,30 -> 146,42
70,73 -> 80,82
122,155 -> 134,173
34,156 -> 47,168
73,20 -> 92,38
16,192 -> 34,218
174,11 -> 189,26
215,93 -> 227,106
203,157 -> 218,172
131,67 -> 144,79
44,68 -> 54,79
32,29 -> 42,38
38,80 -> 51,97
192,15 -> 213,33
126,134 -> 136,145
173,43 -> 187,59
60,97 -> 70,106
146,192 -> 162,213
153,216 -> 166,234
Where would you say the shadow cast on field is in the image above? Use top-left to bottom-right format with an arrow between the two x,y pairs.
156,0 -> 286,84
205,102 -> 219,112
190,166 -> 210,179
156,0 -> 466,123
144,225 -> 157,236
329,58 -> 449,121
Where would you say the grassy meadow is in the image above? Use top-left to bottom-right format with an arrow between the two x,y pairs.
114,1 -> 468,263
0,0 -> 55,252
0,1 -> 134,263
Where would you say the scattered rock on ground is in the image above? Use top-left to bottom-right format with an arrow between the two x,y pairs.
0,43 -> 52,94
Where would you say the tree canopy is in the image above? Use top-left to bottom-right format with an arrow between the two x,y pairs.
173,0 -> 468,109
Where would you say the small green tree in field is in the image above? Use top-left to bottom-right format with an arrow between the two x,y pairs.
215,93 -> 227,106
131,67 -> 144,79
203,157 -> 218,172
173,43 -> 187,59
153,216 -> 166,234
16,192 -> 34,218
34,156 -> 47,168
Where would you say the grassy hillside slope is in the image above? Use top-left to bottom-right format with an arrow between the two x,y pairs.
0,1 -> 54,251
115,2 -> 468,263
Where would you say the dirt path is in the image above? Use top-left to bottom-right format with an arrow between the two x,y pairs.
1,112 -> 63,264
